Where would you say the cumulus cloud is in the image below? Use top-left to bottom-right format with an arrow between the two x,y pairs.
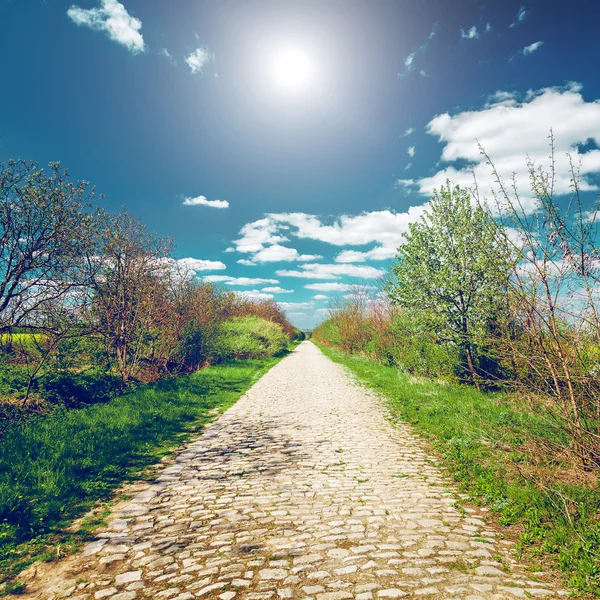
158,257 -> 226,282
335,246 -> 397,263
403,128 -> 415,137
177,258 -> 226,273
234,218 -> 289,253
407,146 -> 415,158
262,286 -> 294,294
251,245 -> 322,263
237,290 -> 274,301
67,0 -> 144,53
278,301 -> 315,310
203,276 -> 279,286
312,294 -> 328,300
305,283 -> 352,292
233,209 -> 426,264
522,41 -> 544,55
277,263 -> 385,280
183,195 -> 229,208
237,259 -> 256,266
395,83 -> 600,211
460,26 -> 479,40
185,47 -> 214,74
485,90 -> 520,107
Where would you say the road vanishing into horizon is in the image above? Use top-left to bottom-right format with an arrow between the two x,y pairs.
17,342 -> 564,600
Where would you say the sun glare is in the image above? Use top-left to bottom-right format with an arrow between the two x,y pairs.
269,47 -> 314,92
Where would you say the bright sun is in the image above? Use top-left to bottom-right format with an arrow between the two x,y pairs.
269,47 -> 314,92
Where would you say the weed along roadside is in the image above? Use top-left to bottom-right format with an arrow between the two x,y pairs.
314,342 -> 600,596
0,346 -> 298,590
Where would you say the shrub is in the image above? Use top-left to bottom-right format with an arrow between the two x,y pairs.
37,373 -> 123,409
0,363 -> 29,400
388,312 -> 460,380
176,319 -> 222,371
218,316 -> 289,360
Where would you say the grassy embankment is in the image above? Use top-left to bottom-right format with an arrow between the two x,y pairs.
316,342 -> 600,596
0,349 -> 293,589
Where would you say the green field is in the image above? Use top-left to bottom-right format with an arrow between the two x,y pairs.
0,333 -> 42,347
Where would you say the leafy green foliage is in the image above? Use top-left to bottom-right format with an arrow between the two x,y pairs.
388,182 -> 511,383
37,372 -> 123,409
387,311 -> 460,378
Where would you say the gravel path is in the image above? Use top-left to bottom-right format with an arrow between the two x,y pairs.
19,341 -> 564,600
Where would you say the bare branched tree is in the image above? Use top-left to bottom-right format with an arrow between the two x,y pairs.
476,133 -> 600,470
0,160 -> 96,332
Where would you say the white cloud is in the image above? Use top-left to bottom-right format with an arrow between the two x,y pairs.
485,23 -> 492,33
277,263 -> 385,280
269,212 -> 417,249
312,294 -> 328,300
305,283 -> 356,292
407,146 -> 415,158
237,259 -> 256,266
203,276 -> 279,286
485,90 -> 519,107
262,286 -> 294,294
185,47 -> 214,74
403,128 -> 415,137
279,301 -> 315,310
460,26 -> 479,40
395,84 -> 600,211
234,218 -> 289,253
183,195 -> 229,208
522,41 -> 543,55
157,257 -> 226,282
251,245 -> 322,263
67,0 -> 144,54
335,246 -> 397,263
177,258 -> 226,273
233,209 -> 425,265
510,6 -> 528,27
237,290 -> 274,301
404,162 -> 412,171
224,247 -> 235,253
160,47 -> 176,64
399,23 -> 439,77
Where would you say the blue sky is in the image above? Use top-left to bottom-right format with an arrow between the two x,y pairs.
1,0 -> 600,328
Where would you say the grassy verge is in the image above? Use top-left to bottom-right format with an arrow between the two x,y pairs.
0,351 -> 291,586
316,342 -> 600,596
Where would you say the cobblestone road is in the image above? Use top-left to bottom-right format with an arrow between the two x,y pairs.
21,342 -> 564,600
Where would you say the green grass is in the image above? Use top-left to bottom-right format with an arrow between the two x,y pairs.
316,343 -> 600,596
0,353 -> 289,585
